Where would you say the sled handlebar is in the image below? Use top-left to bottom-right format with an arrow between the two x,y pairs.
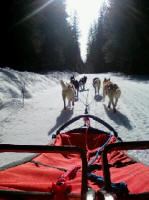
0,144 -> 88,199
56,114 -> 120,139
102,141 -> 149,191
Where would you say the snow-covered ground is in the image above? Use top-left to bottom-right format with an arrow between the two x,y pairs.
0,67 -> 149,167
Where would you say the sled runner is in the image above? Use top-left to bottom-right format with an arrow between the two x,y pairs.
0,114 -> 149,200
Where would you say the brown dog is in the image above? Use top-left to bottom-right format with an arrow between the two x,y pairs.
60,80 -> 75,110
102,78 -> 121,112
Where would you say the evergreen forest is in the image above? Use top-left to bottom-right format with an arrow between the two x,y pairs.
0,0 -> 149,75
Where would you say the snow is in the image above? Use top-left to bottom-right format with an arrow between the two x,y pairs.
0,67 -> 149,167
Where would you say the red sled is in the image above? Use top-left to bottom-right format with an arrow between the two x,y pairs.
0,114 -> 149,200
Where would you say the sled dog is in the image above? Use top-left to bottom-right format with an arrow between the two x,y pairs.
60,80 -> 75,110
93,77 -> 101,96
102,78 -> 121,112
70,76 -> 79,98
79,76 -> 87,90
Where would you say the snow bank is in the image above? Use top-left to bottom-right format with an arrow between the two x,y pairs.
0,68 -> 78,109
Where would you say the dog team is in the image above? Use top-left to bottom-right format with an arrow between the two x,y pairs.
60,75 -> 121,113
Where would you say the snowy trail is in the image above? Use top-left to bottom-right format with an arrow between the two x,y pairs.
0,69 -> 149,167
117,78 -> 149,141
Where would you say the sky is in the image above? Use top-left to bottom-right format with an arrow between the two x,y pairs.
66,0 -> 104,62
0,67 -> 149,168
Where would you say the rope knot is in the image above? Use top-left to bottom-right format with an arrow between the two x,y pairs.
51,181 -> 72,200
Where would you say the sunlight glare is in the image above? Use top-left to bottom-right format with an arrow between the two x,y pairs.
66,0 -> 108,61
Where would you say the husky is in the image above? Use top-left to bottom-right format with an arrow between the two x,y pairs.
70,76 -> 79,98
93,77 -> 101,96
79,76 -> 87,90
60,80 -> 75,110
102,78 -> 121,112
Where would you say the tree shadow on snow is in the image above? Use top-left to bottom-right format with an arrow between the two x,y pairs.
103,105 -> 132,130
127,75 -> 149,83
48,108 -> 73,135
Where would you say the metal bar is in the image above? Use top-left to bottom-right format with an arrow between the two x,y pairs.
102,141 -> 149,191
56,114 -> 118,137
0,144 -> 88,199
0,189 -> 81,199
0,189 -> 53,198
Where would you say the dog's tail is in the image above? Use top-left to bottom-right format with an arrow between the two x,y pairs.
60,80 -> 67,90
60,80 -> 66,88
115,88 -> 121,99
94,78 -> 100,87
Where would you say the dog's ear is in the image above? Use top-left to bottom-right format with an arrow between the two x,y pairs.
108,78 -> 110,81
104,78 -> 106,81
